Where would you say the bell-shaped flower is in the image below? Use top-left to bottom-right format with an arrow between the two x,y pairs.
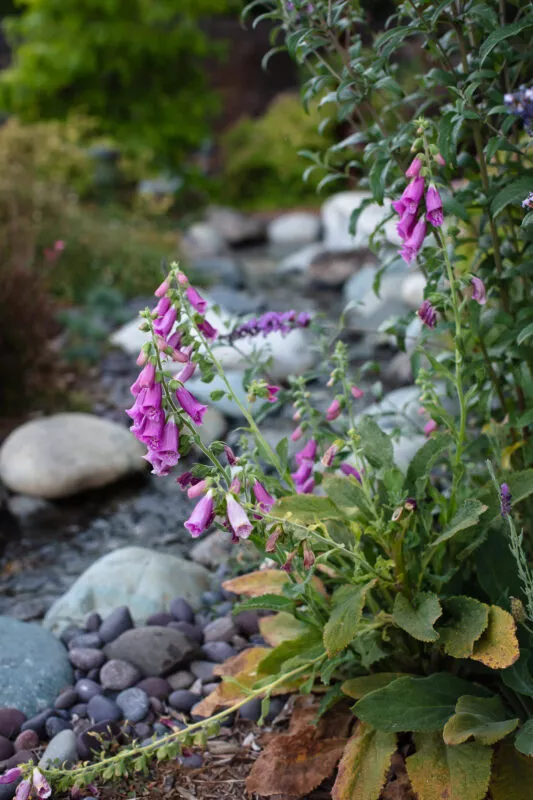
418,299 -> 437,329
176,386 -> 207,425
340,463 -> 362,483
326,398 -> 342,421
226,494 -> 253,539
154,307 -> 177,338
392,176 -> 425,216
185,490 -> 215,537
295,439 -> 317,465
197,319 -> 218,340
400,218 -> 427,264
14,780 -> 31,800
405,157 -> 422,178
186,286 -> 207,315
471,277 -> 487,305
253,480 -> 275,513
33,769 -> 51,800
0,769 -> 22,785
425,184 -> 443,227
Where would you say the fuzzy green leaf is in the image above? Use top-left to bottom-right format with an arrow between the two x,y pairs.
342,673 -> 407,699
443,695 -> 519,746
437,596 -> 489,659
407,732 -> 492,800
491,742 -> 533,800
322,475 -> 374,517
405,434 -> 453,498
502,650 -> 533,698
393,592 -> 442,643
357,416 -> 394,470
479,20 -> 533,65
274,494 -> 341,524
430,500 -> 487,549
515,719 -> 533,756
332,723 -> 396,800
233,595 -> 296,614
323,583 -> 373,657
354,674 -> 489,733
491,176 -> 533,218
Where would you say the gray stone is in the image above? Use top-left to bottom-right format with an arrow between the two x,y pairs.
321,191 -> 401,250
234,611 -> 259,637
401,271 -> 426,310
190,257 -> 244,289
238,697 -> 263,722
309,248 -> 378,289
0,781 -> 18,800
0,709 -> 26,739
190,531 -> 233,569
69,648 -> 105,671
205,207 -> 266,247
116,688 -> 150,723
180,222 -> 227,260
180,753 -> 203,769
135,678 -> 171,699
167,671 -> 194,691
54,689 -> 78,710
206,286 -> 264,315
39,730 -> 78,769
6,495 -> 54,521
201,642 -> 237,663
195,407 -> 228,452
190,661 -> 216,682
76,721 -> 121,761
20,710 -> 53,739
383,352 -> 414,388
146,612 -> 174,626
45,717 -> 72,738
170,597 -> 194,624
0,414 -> 146,499
184,371 -> 250,418
393,435 -> 427,473
68,633 -> 102,650
75,679 -> 102,702
100,659 -> 141,691
87,695 -> 122,724
43,547 -> 211,634
203,618 -> 236,644
168,621 -> 203,644
168,690 -> 201,713
343,266 -> 410,333
267,212 -> 320,246
0,617 -> 73,717
99,606 -> 134,644
105,627 -> 194,677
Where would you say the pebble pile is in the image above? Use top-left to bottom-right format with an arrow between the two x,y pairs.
0,589 -> 274,786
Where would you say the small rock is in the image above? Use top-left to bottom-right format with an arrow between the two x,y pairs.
201,642 -> 237,663
60,625 -> 85,647
20,710 -> 53,739
169,597 -> 195,624
189,705 -> 207,723
85,612 -> 102,633
267,212 -> 320,246
167,621 -> 203,644
116,688 -> 150,723
68,633 -> 102,650
180,753 -> 203,769
39,730 -> 77,769
234,611 -> 259,637
203,618 -> 236,644
190,679 -> 203,695
135,678 -> 171,699
190,661 -> 216,682
190,257 -> 245,290
133,723 -> 152,740
76,721 -> 121,761
0,737 -> 14,761
75,679 -> 102,703
54,689 -> 79,710
0,780 -> 18,800
202,682 -> 220,696
167,671 -> 194,691
309,248 -> 378,289
55,710 -> 71,721
168,691 -> 200,713
202,590 -> 224,606
265,697 -> 287,723
14,730 -> 39,752
98,606 -> 134,644
69,649 -> 105,671
231,635 -> 248,651
401,271 -> 427,310
104,627 -> 194,677
205,207 -> 265,247
70,704 -> 88,718
0,709 -> 26,739
238,697 -> 262,722
87,696 -> 122,724
146,612 -> 174,627
383,352 -> 413,388
45,717 -> 72,738
0,750 -> 35,771
149,697 -> 163,715
214,601 -> 233,616
100,660 -> 141,691
190,532 -> 233,569
180,222 -> 226,260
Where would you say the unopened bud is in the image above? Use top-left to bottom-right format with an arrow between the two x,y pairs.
281,551 -> 296,573
321,443 -> 339,467
177,272 -> 189,286
511,597 -> 526,623
136,349 -> 148,366
265,526 -> 282,553
392,506 -> 403,522
223,445 -> 237,465
303,543 -> 315,569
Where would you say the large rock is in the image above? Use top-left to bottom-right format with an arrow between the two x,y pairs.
179,222 -> 227,260
43,547 -> 211,635
309,248 -> 378,289
0,617 -> 73,717
267,212 -> 321,246
205,207 -> 266,246
401,272 -> 427,310
188,257 -> 245,289
321,191 -> 401,249
0,414 -> 145,499
104,627 -> 194,677
343,264 -> 410,331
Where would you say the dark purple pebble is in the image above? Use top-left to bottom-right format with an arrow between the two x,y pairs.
202,590 -> 224,606
55,689 -> 79,710
136,677 -> 171,699
69,648 -> 106,671
76,679 -> 102,702
0,709 -> 27,739
45,717 -> 72,738
60,625 -> 84,646
55,710 -> 71,720
146,612 -> 174,626
201,642 -> 237,663
0,737 -> 14,761
169,688 -> 199,711
20,710 -> 53,738
85,612 -> 102,632
133,723 -> 152,740
149,697 -> 163,714
167,621 -> 203,644
14,730 -> 39,752
0,749 -> 35,771
99,606 -> 134,644
170,598 -> 194,624
238,697 -> 263,722
70,704 -> 88,718
76,721 -> 121,761
180,753 -> 203,769
87,695 -> 122,724
234,611 -> 259,637
190,661 -> 216,682
68,633 -> 102,650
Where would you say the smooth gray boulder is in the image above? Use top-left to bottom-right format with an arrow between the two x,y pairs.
43,547 -> 211,634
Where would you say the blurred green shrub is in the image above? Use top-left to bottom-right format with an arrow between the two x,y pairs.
0,0 -> 237,170
217,93 -> 336,210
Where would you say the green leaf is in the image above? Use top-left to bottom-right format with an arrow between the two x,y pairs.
233,595 -> 296,614
275,437 -> 289,470
479,20 -> 533,65
522,211 -> 533,228
437,596 -> 489,659
438,112 -> 462,165
332,723 -> 396,800
430,500 -> 487,550
209,389 -> 226,401
352,629 -> 387,670
354,674 -> 490,733
502,650 -> 533,698
491,742 -> 533,800
258,630 -> 323,675
405,434 -> 453,498
515,719 -> 533,756
407,732 -> 492,800
342,673 -> 407,699
323,583 -> 373,657
393,592 -> 442,643
443,695 -> 519,746
517,322 -> 533,346
274,494 -> 341,524
491,177 -> 533,218
358,416 -> 394,470
322,475 -> 374,517
479,469 -> 533,524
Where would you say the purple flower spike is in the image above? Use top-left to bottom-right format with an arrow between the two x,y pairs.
500,483 -> 512,517
405,157 -> 422,178
295,439 -> 317,465
176,386 -> 207,426
471,277 -> 487,305
33,769 -> 51,800
400,218 -> 427,264
154,307 -> 177,338
397,210 -> 417,241
197,319 -> 218,341
253,480 -> 275,513
0,769 -> 22,785
326,398 -> 342,421
393,176 -> 425,216
418,299 -> 437,329
185,490 -> 215,537
226,494 -> 253,539
425,184 -> 443,227
15,780 -> 31,800
340,463 -> 362,483
186,286 -> 207,315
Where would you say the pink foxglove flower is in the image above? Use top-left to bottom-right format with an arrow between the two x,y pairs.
400,218 -> 427,264
186,286 -> 207,315
138,362 -> 156,389
291,459 -> 314,485
266,385 -> 280,403
32,769 -> 51,800
295,439 -> 317,465
229,477 -> 241,494
405,157 -> 422,178
155,279 -> 170,297
138,416 -> 164,449
424,419 -> 438,437
392,176 -> 425,216
418,299 -> 437,329
223,444 -> 237,465
253,480 -> 275,512
136,349 -> 148,367
296,477 -> 315,495
154,307 -> 177,338
15,780 -> 31,800
226,494 -> 253,539
177,272 -> 189,286
350,386 -> 364,400
434,153 -> 446,166
185,490 -> 215,537
154,296 -> 171,318
188,479 -> 207,499
176,362 -> 196,383
291,425 -> 303,442
140,383 -> 163,419
326,398 -> 342,421
197,319 -> 218,340
321,443 -> 339,467
340,463 -> 362,483
425,185 -> 443,227
151,420 -> 180,474
471,277 -> 487,305
397,210 -> 417,242
0,769 -> 22,785
176,386 -> 207,425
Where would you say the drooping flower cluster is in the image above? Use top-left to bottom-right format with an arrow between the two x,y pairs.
523,192 -> 533,210
504,86 -> 533,133
291,438 -> 317,494
228,310 -> 311,343
0,768 -> 51,800
500,483 -> 512,518
392,156 -> 443,265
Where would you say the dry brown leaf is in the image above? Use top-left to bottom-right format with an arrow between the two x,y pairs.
470,605 -> 520,669
222,570 -> 289,597
213,647 -> 271,678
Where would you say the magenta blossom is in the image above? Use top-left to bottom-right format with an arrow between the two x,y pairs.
197,319 -> 218,340
188,479 -> 207,499
32,770 -> 51,800
400,218 -> 427,264
154,296 -> 171,317
290,425 -> 303,442
176,362 -> 196,383
326,398 -> 342,421
296,477 -> 315,495
266,385 -> 280,403
147,420 -> 179,475
226,494 -> 253,539
418,299 -> 437,329
351,386 -> 364,400
425,185 -> 443,227
185,490 -> 215,537
0,770 -> 22,785
405,157 -> 422,178
397,210 -> 417,242
15,780 -> 31,800
176,386 -> 207,425
340,463 -> 362,483
138,362 -> 156,389
471,277 -> 487,305
140,383 -> 163,419
186,286 -> 207,315
154,307 -> 177,338
392,177 -> 425,216
155,279 -> 170,298
292,459 -> 314,485
253,480 -> 275,512
424,419 -> 438,437
295,439 -> 317,465
223,444 -> 237,465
